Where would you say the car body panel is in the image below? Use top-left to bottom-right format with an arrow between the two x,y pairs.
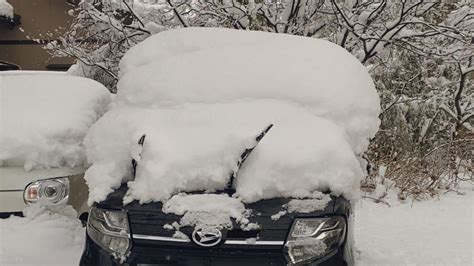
0,190 -> 25,213
68,172 -> 90,217
0,166 -> 85,190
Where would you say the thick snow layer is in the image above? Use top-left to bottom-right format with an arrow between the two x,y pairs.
0,206 -> 85,265
0,73 -> 111,170
0,0 -> 13,18
85,28 -> 380,205
118,28 -> 380,154
85,101 -> 364,204
162,193 -> 250,230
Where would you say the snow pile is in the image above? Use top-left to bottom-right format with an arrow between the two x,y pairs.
86,101 -> 365,204
118,27 -> 380,154
0,0 -> 13,18
271,211 -> 288,221
286,194 -> 332,214
85,27 -> 380,205
162,193 -> 250,230
270,192 -> 331,221
0,206 -> 85,265
85,103 -> 257,205
0,73 -> 111,170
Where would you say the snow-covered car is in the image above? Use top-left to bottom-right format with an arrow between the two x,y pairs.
80,28 -> 380,266
0,71 -> 111,219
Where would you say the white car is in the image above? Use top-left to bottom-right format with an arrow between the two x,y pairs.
0,71 -> 111,220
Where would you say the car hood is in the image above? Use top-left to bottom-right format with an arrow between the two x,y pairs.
0,166 -> 86,190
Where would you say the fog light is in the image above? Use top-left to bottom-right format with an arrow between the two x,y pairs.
284,216 -> 346,265
87,207 -> 131,261
24,178 -> 69,206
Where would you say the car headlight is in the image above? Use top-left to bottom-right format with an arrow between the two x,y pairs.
87,207 -> 131,261
24,178 -> 69,206
284,216 -> 346,265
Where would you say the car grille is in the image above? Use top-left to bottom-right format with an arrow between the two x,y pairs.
128,246 -> 287,266
126,205 -> 290,266
122,195 -> 336,266
127,198 -> 295,242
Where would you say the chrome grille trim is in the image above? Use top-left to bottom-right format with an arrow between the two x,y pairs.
132,234 -> 285,246
224,240 -> 284,245
132,234 -> 190,242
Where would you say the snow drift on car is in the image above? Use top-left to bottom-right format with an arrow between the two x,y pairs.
84,28 -> 380,210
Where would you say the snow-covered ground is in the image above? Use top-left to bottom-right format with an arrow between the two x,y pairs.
0,181 -> 472,265
355,182 -> 473,266
0,206 -> 84,265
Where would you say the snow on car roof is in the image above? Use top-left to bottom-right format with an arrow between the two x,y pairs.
84,28 -> 380,205
0,73 -> 111,170
118,28 -> 380,152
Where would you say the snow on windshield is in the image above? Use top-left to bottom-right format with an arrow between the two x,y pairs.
0,73 -> 111,170
84,27 -> 380,207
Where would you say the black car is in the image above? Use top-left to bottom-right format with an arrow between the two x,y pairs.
80,127 -> 354,266
80,187 -> 353,266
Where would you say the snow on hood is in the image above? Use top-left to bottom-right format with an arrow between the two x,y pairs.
162,193 -> 250,230
0,73 -> 111,170
85,28 -> 380,205
0,0 -> 13,18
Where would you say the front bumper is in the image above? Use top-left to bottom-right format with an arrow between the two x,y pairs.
80,233 -> 347,266
0,190 -> 26,216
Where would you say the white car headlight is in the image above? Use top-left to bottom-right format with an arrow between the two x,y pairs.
87,207 -> 131,260
24,178 -> 69,206
284,216 -> 346,265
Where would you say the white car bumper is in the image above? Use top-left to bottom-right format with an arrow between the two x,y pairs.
0,190 -> 25,215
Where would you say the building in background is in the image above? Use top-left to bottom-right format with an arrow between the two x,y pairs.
0,0 -> 77,71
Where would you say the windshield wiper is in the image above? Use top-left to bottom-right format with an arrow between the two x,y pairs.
227,123 -> 273,190
131,134 -> 146,178
131,124 -> 273,187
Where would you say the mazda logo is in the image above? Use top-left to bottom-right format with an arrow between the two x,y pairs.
191,228 -> 222,247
